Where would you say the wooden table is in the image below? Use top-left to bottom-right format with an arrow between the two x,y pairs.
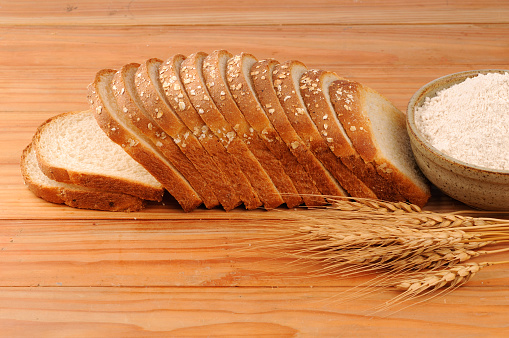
1,1 -> 508,336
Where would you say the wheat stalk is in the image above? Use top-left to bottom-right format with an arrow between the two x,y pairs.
244,197 -> 509,308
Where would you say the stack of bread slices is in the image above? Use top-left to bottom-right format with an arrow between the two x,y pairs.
21,50 -> 430,212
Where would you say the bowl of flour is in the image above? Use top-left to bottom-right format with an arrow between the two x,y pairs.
407,69 -> 509,210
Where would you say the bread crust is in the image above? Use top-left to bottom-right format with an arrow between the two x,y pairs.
180,52 -> 284,210
33,110 -> 164,202
300,69 -> 404,202
272,61 -> 377,199
223,52 -> 330,207
251,59 -> 344,202
21,143 -> 145,212
112,63 -> 221,210
204,50 -> 308,208
89,69 -> 202,212
329,79 -> 431,206
135,58 -> 245,211
159,54 -> 260,210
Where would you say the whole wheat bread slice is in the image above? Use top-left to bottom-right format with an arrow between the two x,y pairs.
272,60 -> 377,199
133,58 -> 243,211
250,59 -> 346,202
111,63 -> 220,209
179,52 -> 284,210
159,54 -> 259,210
88,69 -> 203,212
300,69 -> 404,202
22,142 -> 145,212
222,51 -> 328,207
204,50 -> 309,208
329,79 -> 431,206
33,110 -> 163,201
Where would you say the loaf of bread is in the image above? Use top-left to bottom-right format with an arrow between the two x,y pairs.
22,50 -> 431,212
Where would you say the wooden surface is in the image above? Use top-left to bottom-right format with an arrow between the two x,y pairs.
1,1 -> 509,336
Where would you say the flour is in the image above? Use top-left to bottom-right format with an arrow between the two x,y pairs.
415,72 -> 509,171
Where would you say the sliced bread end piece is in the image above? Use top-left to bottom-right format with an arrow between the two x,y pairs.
21,143 -> 145,212
329,79 -> 431,206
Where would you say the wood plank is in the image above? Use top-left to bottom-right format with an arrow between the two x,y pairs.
0,24 -> 508,115
1,0 -> 509,25
0,286 -> 508,336
1,218 -> 508,288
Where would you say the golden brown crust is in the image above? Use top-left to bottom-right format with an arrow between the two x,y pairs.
224,52 -> 329,207
301,70 -> 404,202
21,143 -> 145,212
329,79 -> 431,206
180,52 -> 284,209
251,59 -> 343,203
32,110 -> 164,202
88,69 -> 202,212
329,80 -> 378,161
204,50 -> 303,208
112,63 -> 220,209
273,61 -> 377,199
135,58 -> 242,211
159,54 -> 258,209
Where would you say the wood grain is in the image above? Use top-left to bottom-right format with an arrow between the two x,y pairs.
1,0 -> 508,336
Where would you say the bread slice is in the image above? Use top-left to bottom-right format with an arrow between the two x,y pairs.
21,142 -> 145,212
33,110 -> 163,201
272,61 -> 377,199
203,50 -> 308,208
133,58 -> 244,211
221,51 -> 327,207
159,54 -> 260,210
250,59 -> 346,202
300,69 -> 404,202
179,52 -> 284,210
329,79 -> 431,206
111,63 -> 220,210
88,69 -> 203,212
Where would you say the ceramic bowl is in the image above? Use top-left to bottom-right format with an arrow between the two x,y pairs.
407,69 -> 509,211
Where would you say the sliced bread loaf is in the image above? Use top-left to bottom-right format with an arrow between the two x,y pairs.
159,54 -> 260,210
204,50 -> 301,209
329,79 -> 431,206
33,110 -> 163,201
133,58 -> 242,211
111,63 -> 220,209
179,52 -> 284,210
222,51 -> 326,207
204,50 -> 314,208
272,61 -> 378,199
88,69 -> 203,212
300,69 -> 404,202
21,142 -> 145,212
250,59 -> 346,201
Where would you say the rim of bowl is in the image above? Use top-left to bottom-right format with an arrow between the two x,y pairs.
407,69 -> 509,177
